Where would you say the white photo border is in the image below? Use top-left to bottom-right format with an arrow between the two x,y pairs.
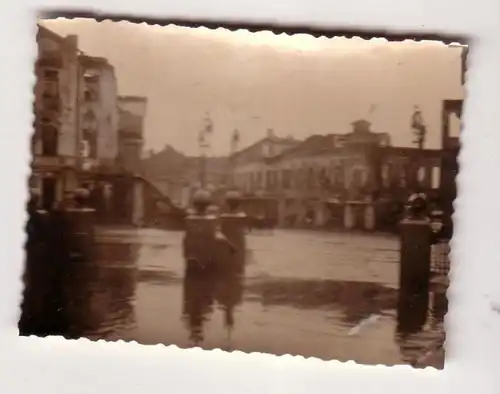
1,0 -> 500,393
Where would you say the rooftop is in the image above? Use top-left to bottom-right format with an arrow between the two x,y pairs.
231,134 -> 299,159
37,24 -> 65,44
118,95 -> 148,103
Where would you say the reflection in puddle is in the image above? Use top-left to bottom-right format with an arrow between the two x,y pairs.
20,229 -> 446,367
245,278 -> 398,325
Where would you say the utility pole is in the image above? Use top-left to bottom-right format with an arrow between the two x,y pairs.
198,112 -> 213,189
411,106 -> 426,150
229,128 -> 240,189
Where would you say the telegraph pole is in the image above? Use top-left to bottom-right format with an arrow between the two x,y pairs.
229,128 -> 240,189
198,113 -> 213,189
411,106 -> 426,150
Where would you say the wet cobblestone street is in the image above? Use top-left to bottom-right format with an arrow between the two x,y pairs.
68,227 -> 447,367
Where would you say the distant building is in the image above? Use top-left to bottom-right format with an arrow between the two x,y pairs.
141,145 -> 229,208
229,131 -> 300,193
229,121 -> 441,230
31,25 -> 81,209
117,96 -> 148,174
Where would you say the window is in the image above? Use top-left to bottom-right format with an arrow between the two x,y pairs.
84,90 -> 93,102
351,168 -> 362,188
82,129 -> 97,158
381,164 -> 390,187
265,170 -> 271,190
400,168 -> 407,188
282,169 -> 292,189
43,97 -> 60,112
307,168 -> 315,188
41,80 -> 58,97
41,125 -> 58,156
417,166 -> 426,184
335,165 -> 344,187
43,69 -> 58,81
431,166 -> 441,189
318,167 -> 329,189
42,90 -> 56,100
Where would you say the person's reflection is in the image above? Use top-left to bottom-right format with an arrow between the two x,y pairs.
429,289 -> 447,329
182,249 -> 245,348
396,281 -> 429,335
213,266 -> 244,350
182,272 -> 216,346
396,280 -> 432,366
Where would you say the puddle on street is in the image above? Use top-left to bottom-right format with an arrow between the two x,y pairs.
20,229 -> 445,368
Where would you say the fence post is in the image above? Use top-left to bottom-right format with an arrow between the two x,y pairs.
183,189 -> 219,275
397,194 -> 432,335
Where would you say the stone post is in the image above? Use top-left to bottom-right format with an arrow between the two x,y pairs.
183,189 -> 219,275
397,194 -> 432,334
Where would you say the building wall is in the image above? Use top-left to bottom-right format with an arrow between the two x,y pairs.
97,67 -> 119,160
33,27 -> 81,207
34,29 -> 80,159
117,97 -> 147,174
118,96 -> 148,119
152,178 -> 190,207
80,58 -> 119,163
56,35 -> 80,158
229,128 -> 442,228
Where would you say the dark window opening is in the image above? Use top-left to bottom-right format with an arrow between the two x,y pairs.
282,169 -> 292,189
41,177 -> 57,211
41,125 -> 58,156
84,89 -> 97,102
307,168 -> 315,189
43,69 -> 58,81
43,98 -> 60,112
83,129 -> 98,158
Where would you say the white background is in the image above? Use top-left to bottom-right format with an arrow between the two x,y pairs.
1,1 -> 500,393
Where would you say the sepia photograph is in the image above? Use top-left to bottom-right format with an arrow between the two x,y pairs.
20,18 -> 466,368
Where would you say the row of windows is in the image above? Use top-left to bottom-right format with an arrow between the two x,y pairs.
234,163 -> 442,192
234,166 -> 349,192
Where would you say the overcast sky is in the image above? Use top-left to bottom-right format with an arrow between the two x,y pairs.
42,18 -> 464,156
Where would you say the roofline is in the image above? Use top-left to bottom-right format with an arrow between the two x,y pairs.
118,95 -> 148,103
80,55 -> 112,67
231,136 -> 299,160
37,24 -> 65,44
264,144 -> 443,163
